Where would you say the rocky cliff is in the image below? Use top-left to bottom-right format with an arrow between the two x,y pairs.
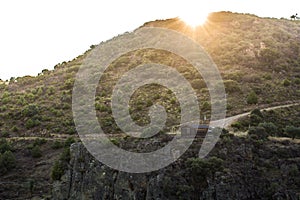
52,134 -> 300,200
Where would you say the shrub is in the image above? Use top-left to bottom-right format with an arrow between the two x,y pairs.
25,93 -> 35,101
63,78 -> 75,89
248,126 -> 268,140
31,146 -> 42,158
25,119 -> 41,129
95,103 -> 109,112
231,121 -> 243,130
191,79 -> 206,90
0,151 -> 16,174
11,126 -> 18,132
1,131 -> 10,138
64,137 -> 76,147
201,101 -> 211,111
247,91 -> 258,104
294,78 -> 300,85
0,139 -> 12,153
186,157 -> 224,184
66,127 -> 76,135
47,86 -> 55,95
0,105 -> 7,112
285,125 -> 300,139
1,97 -> 11,104
60,148 -> 71,162
51,160 -> 66,181
258,122 -> 278,136
283,79 -> 291,87
224,80 -> 241,93
250,109 -> 263,118
250,114 -> 263,126
51,141 -> 63,149
33,138 -> 47,146
259,48 -> 279,67
51,148 -> 71,181
22,104 -> 39,117
1,91 -> 10,98
263,73 -> 272,80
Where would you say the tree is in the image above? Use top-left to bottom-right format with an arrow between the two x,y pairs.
250,109 -> 263,126
285,126 -> 300,139
251,109 -> 263,118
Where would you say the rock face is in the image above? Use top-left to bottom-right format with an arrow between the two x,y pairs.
52,136 -> 300,200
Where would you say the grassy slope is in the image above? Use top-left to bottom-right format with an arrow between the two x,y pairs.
0,11 -> 299,198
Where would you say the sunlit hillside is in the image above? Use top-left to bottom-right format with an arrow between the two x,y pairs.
0,12 -> 300,199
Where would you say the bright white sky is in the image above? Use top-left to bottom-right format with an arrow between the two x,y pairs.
0,0 -> 299,80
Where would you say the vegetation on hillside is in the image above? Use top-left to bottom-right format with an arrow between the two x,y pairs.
0,12 -> 299,198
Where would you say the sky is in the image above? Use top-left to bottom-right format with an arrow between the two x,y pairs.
0,0 -> 299,80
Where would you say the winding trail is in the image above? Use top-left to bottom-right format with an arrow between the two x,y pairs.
211,102 -> 300,129
6,102 -> 300,142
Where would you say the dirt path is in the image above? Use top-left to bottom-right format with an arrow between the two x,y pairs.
211,102 -> 300,129
5,102 -> 300,142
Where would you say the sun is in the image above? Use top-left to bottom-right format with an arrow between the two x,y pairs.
179,12 -> 209,27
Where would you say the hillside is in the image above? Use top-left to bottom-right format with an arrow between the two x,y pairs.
0,12 -> 300,199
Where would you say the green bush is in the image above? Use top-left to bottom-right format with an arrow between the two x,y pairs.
186,157 -> 224,185
285,125 -> 300,139
251,109 -> 263,118
250,114 -> 263,126
60,148 -> 71,162
64,137 -> 76,147
247,91 -> 258,104
47,86 -> 55,95
258,122 -> 278,136
64,137 -> 76,148
0,151 -> 16,174
294,78 -> 300,85
51,160 -> 66,181
11,126 -> 18,132
1,131 -> 10,138
51,148 -> 71,181
22,104 -> 39,117
201,101 -> 211,111
65,127 -> 76,135
25,119 -> 41,129
25,93 -> 35,101
0,105 -> 7,112
224,80 -> 241,93
0,139 -> 12,153
31,146 -> 42,158
191,79 -> 206,90
231,121 -> 243,130
33,138 -> 47,146
248,126 -> 268,140
283,79 -> 291,87
51,141 -> 63,149
259,48 -> 279,67
95,103 -> 109,112
63,78 -> 75,89
1,97 -> 11,104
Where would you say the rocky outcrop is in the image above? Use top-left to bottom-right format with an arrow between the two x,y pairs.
52,136 -> 300,200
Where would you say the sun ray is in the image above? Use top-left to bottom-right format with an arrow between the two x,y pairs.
179,12 -> 209,27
